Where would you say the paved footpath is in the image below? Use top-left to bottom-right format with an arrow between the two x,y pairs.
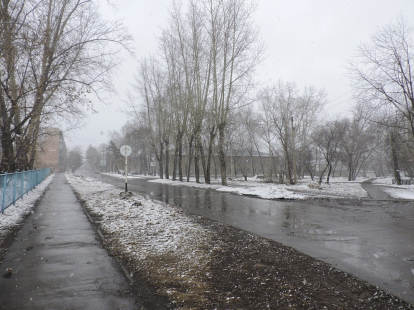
0,174 -> 138,309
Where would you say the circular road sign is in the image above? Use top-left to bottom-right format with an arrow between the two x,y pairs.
120,145 -> 132,157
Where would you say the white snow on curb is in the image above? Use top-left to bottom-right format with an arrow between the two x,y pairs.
216,184 -> 305,199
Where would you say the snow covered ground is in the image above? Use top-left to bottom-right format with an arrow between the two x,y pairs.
115,171 -> 414,200
372,177 -> 414,199
130,174 -> 370,199
0,174 -> 55,243
104,172 -> 414,200
65,173 -> 216,303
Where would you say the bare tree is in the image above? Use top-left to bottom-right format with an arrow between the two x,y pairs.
0,0 -> 131,172
314,119 -> 346,184
338,104 -> 381,181
85,144 -> 100,171
203,0 -> 263,185
133,58 -> 171,179
67,146 -> 83,172
258,81 -> 325,184
348,16 -> 414,142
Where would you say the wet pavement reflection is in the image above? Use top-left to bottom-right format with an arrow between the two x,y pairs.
98,173 -> 414,304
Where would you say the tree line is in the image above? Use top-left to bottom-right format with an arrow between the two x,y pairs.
118,2 -> 413,185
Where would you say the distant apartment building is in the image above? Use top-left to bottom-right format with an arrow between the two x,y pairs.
34,128 -> 67,172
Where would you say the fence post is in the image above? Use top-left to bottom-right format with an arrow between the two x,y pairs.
2,173 -> 7,214
28,171 -> 32,192
12,172 -> 17,205
24,171 -> 28,195
20,172 -> 24,199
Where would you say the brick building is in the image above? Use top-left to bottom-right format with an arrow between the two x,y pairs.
34,128 -> 67,172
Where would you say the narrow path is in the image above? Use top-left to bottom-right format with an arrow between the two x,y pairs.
0,174 -> 137,310
361,178 -> 394,200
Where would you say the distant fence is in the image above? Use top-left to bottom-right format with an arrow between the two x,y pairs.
1,168 -> 53,213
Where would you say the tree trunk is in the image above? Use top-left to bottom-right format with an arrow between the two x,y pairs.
173,131 -> 183,181
178,134 -> 183,181
194,134 -> 201,183
165,138 -> 169,179
172,134 -> 179,181
158,141 -> 164,179
16,136 -> 29,171
390,132 -> 402,185
186,134 -> 194,182
286,154 -> 294,184
205,128 -> 216,184
194,148 -> 200,183
318,161 -> 330,185
348,153 -> 353,181
0,127 -> 15,173
326,163 -> 333,184
218,125 -> 227,186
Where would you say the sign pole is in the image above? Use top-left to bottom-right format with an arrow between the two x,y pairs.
120,145 -> 132,193
125,153 -> 128,192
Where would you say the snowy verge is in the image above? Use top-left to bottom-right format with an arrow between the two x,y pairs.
294,181 -> 369,198
0,174 -> 55,242
372,177 -> 414,199
380,186 -> 414,200
147,175 -> 368,199
216,184 -> 305,199
65,173 -> 217,305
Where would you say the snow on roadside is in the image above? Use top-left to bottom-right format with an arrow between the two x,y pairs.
148,176 -> 304,199
148,175 -> 368,199
0,174 -> 55,240
65,173 -> 215,303
149,177 -> 221,190
372,177 -> 414,200
103,172 -> 157,180
294,181 -> 369,198
380,186 -> 414,200
216,184 -> 305,199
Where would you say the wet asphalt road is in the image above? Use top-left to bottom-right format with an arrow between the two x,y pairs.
98,173 -> 414,304
0,174 -> 136,309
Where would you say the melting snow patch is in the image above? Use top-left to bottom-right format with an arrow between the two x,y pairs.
216,185 -> 305,199
381,187 -> 414,200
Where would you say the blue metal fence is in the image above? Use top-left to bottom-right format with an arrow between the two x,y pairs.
1,168 -> 53,213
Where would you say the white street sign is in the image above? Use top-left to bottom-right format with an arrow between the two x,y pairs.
120,145 -> 132,157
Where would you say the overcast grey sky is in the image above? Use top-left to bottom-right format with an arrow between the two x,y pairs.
65,0 -> 414,150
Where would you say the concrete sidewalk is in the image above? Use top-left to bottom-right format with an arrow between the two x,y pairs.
0,174 -> 137,309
